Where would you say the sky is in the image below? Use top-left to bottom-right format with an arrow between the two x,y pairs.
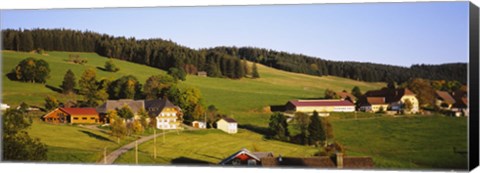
0,2 -> 470,67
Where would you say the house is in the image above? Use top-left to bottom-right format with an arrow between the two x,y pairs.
260,153 -> 374,169
363,88 -> 419,114
285,99 -> 355,113
197,71 -> 207,77
43,108 -> 99,124
357,97 -> 389,112
0,103 -> 10,111
145,98 -> 182,130
452,97 -> 468,117
336,90 -> 357,103
219,148 -> 274,166
435,90 -> 456,109
192,121 -> 206,129
217,117 -> 238,134
97,99 -> 145,123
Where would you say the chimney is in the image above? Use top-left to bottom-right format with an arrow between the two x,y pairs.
336,153 -> 344,168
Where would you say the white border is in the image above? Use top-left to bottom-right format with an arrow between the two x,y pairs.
0,0 -> 478,173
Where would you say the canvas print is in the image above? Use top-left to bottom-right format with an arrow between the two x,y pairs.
0,2 -> 474,171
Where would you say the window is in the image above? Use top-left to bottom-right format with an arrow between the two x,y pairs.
82,117 -> 87,120
73,117 -> 79,120
91,117 -> 96,120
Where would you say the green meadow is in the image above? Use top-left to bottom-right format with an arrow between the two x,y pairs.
1,51 -> 468,170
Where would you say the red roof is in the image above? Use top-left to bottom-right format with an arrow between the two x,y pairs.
60,108 -> 98,116
366,97 -> 387,105
289,100 -> 354,107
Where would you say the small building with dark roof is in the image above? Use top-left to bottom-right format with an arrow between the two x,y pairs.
363,88 -> 419,114
219,148 -> 274,166
97,99 -> 145,123
336,90 -> 357,103
217,117 -> 238,134
357,97 -> 389,112
261,153 -> 374,169
285,99 -> 355,113
435,90 -> 456,110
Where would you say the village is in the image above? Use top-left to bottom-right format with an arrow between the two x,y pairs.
3,82 -> 461,168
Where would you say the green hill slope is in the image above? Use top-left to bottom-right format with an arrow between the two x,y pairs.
2,50 -> 384,126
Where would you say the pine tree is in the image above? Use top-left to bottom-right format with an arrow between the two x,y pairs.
61,69 -> 76,94
351,86 -> 362,98
252,62 -> 260,78
308,111 -> 326,146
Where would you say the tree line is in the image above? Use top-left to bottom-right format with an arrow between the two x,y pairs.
2,28 -> 466,83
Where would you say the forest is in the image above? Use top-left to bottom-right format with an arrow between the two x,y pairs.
2,28 -> 467,83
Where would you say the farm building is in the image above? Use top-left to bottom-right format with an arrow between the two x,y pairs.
43,108 -> 99,124
192,121 -> 206,129
217,117 -> 238,134
145,98 -> 182,130
363,88 -> 419,114
452,97 -> 468,116
219,148 -> 274,166
261,153 -> 374,169
357,97 -> 389,112
435,90 -> 456,110
97,99 -> 145,123
197,71 -> 207,77
336,90 -> 357,103
285,99 -> 355,113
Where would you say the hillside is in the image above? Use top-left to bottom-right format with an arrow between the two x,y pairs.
2,50 -> 384,126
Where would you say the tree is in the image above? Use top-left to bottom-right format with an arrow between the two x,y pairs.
132,120 -> 144,135
206,105 -> 219,128
104,59 -> 119,72
79,68 -> 100,106
268,112 -> 290,141
252,62 -> 260,78
117,105 -> 134,120
108,75 -> 142,100
12,57 -> 50,83
403,99 -> 413,113
351,86 -> 362,98
406,78 -> 435,107
308,111 -> 326,146
137,108 -> 149,129
192,104 -> 206,121
61,69 -> 76,94
324,89 -> 339,99
294,112 -> 310,145
109,111 -> 127,143
242,59 -> 250,76
44,95 -> 59,111
168,67 -> 186,81
2,109 -> 48,161
143,74 -> 176,100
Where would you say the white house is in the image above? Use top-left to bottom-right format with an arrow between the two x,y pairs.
217,118 -> 237,134
1,103 -> 10,111
192,121 -> 206,129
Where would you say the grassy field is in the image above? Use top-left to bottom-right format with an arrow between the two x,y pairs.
114,129 -> 319,165
2,50 -> 384,127
25,114 -> 135,163
331,115 -> 468,170
115,115 -> 468,170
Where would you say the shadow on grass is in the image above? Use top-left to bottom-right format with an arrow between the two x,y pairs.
171,157 -> 211,165
80,130 -> 113,142
45,84 -> 63,93
96,66 -> 107,71
270,105 -> 286,112
239,124 -> 271,137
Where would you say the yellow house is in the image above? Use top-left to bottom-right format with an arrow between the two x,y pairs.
217,118 -> 237,134
285,100 -> 355,113
145,98 -> 182,130
359,97 -> 389,112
